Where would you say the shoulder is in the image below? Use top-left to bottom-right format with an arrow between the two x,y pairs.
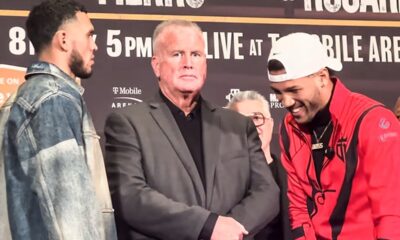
345,92 -> 381,115
360,105 -> 400,134
213,106 -> 252,128
15,75 -> 81,113
105,101 -> 155,130
108,101 -> 150,118
216,106 -> 247,119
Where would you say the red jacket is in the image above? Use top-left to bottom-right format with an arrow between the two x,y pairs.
280,78 -> 400,240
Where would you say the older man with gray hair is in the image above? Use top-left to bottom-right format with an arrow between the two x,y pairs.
227,90 -> 291,240
105,20 -> 279,240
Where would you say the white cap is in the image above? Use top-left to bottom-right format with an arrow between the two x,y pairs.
267,32 -> 343,82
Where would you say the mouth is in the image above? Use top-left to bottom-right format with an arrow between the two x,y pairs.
180,74 -> 197,80
289,104 -> 304,118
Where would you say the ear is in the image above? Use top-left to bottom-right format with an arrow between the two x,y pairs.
151,55 -> 160,78
317,68 -> 330,88
53,30 -> 69,52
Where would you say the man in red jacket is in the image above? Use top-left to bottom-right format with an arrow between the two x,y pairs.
267,32 -> 400,240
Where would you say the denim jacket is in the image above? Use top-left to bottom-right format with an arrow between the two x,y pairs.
0,93 -> 15,240
3,62 -> 117,240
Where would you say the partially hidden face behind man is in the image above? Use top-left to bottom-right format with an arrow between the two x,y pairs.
231,99 -> 273,151
151,25 -> 207,98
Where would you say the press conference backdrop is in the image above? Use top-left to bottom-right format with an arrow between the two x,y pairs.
1,0 -> 400,153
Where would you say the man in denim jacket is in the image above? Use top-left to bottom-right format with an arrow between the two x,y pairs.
2,0 -> 117,239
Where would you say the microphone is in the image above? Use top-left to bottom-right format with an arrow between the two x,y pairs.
325,147 -> 335,160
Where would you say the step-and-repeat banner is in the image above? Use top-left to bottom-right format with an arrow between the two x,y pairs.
1,0 -> 400,152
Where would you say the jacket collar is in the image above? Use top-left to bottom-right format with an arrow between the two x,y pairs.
148,92 -> 219,207
328,77 -> 352,121
25,61 -> 84,95
149,92 -> 217,113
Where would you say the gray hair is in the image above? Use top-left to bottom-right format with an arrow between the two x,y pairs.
152,19 -> 203,55
226,90 -> 271,116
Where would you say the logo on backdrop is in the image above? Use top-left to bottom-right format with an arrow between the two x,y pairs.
0,64 -> 26,107
269,93 -> 285,109
111,86 -> 143,109
303,0 -> 400,13
98,0 -> 205,8
225,88 -> 241,102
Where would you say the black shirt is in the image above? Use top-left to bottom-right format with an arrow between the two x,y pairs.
161,91 -> 206,189
160,91 -> 218,239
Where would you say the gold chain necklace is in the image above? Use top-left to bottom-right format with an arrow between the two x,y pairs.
311,120 -> 332,150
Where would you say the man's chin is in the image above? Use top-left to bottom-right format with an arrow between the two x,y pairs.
76,70 -> 93,79
292,115 -> 310,125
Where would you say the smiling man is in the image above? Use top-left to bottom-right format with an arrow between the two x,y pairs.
104,19 -> 279,240
267,32 -> 400,240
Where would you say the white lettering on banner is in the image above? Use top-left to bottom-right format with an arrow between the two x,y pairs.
112,87 -> 143,94
7,26 -> 97,56
203,32 -> 244,60
267,33 -> 400,63
319,34 -> 364,62
7,26 -> 399,63
106,29 -> 152,57
9,27 -> 35,56
111,86 -> 143,109
267,33 -> 280,47
304,0 -> 400,13
0,78 -> 21,85
98,0 -> 204,8
369,35 -> 400,62
269,94 -> 285,109
102,31 -> 400,62
249,39 -> 264,56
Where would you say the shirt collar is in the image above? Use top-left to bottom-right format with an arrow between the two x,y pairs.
159,90 -> 202,118
25,61 -> 85,95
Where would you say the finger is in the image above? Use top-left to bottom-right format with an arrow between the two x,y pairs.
237,223 -> 248,235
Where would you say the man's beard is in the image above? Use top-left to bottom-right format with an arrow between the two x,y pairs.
70,49 -> 92,79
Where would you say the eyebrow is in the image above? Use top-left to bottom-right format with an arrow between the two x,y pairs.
285,86 -> 300,91
270,85 -> 299,92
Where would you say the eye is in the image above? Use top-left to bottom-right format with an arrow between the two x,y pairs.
192,52 -> 201,57
271,88 -> 281,95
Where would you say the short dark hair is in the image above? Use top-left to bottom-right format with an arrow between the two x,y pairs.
26,0 -> 87,54
267,59 -> 285,72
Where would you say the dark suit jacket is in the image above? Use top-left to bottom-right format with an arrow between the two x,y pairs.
104,94 -> 280,240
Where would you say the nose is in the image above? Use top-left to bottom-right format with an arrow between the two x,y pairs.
92,38 -> 98,52
182,54 -> 193,69
280,94 -> 295,108
256,126 -> 262,135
